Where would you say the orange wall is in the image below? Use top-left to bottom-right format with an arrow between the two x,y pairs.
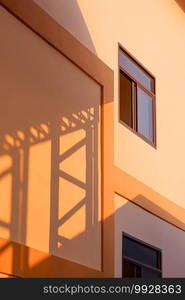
34,0 -> 185,208
0,6 -> 101,270
0,273 -> 15,278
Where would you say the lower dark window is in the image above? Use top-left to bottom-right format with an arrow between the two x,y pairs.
122,234 -> 162,278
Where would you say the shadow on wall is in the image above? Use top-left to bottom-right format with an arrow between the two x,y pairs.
1,2 -> 185,278
0,3 -> 101,275
175,0 -> 185,12
33,0 -> 97,54
115,194 -> 185,277
0,193 -> 185,277
0,103 -> 101,263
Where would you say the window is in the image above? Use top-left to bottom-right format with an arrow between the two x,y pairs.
122,234 -> 162,278
119,46 -> 156,146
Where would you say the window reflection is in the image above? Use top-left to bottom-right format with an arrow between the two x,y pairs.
119,51 -> 154,92
137,88 -> 153,141
122,235 -> 162,278
119,47 -> 156,145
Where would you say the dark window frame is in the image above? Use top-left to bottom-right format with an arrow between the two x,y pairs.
118,44 -> 157,148
122,233 -> 162,278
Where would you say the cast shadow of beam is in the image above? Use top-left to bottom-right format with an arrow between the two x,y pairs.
1,189 -> 185,277
0,0 -> 103,276
175,0 -> 185,12
33,0 -> 97,54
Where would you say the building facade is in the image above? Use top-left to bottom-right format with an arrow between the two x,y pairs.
0,0 -> 185,277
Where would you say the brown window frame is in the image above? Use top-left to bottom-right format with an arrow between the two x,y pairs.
122,233 -> 162,278
119,45 -> 157,148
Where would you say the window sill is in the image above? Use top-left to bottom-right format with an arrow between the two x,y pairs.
119,119 -> 157,149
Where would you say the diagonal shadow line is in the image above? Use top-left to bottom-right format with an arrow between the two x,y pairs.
0,241 -> 11,254
59,170 -> 86,190
0,168 -> 12,178
0,221 -> 10,228
57,236 -> 70,244
58,197 -> 86,227
59,137 -> 86,162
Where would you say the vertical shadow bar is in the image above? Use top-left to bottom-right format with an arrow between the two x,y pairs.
49,120 -> 60,253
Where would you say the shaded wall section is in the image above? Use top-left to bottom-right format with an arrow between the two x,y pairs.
115,194 -> 185,277
175,0 -> 185,12
0,6 -> 101,270
33,0 -> 96,54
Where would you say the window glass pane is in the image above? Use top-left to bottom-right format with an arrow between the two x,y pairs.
119,50 -> 153,91
120,71 -> 133,127
123,260 -> 135,277
123,260 -> 141,278
142,267 -> 161,278
135,265 -> 142,278
137,88 -> 153,141
123,237 -> 158,268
